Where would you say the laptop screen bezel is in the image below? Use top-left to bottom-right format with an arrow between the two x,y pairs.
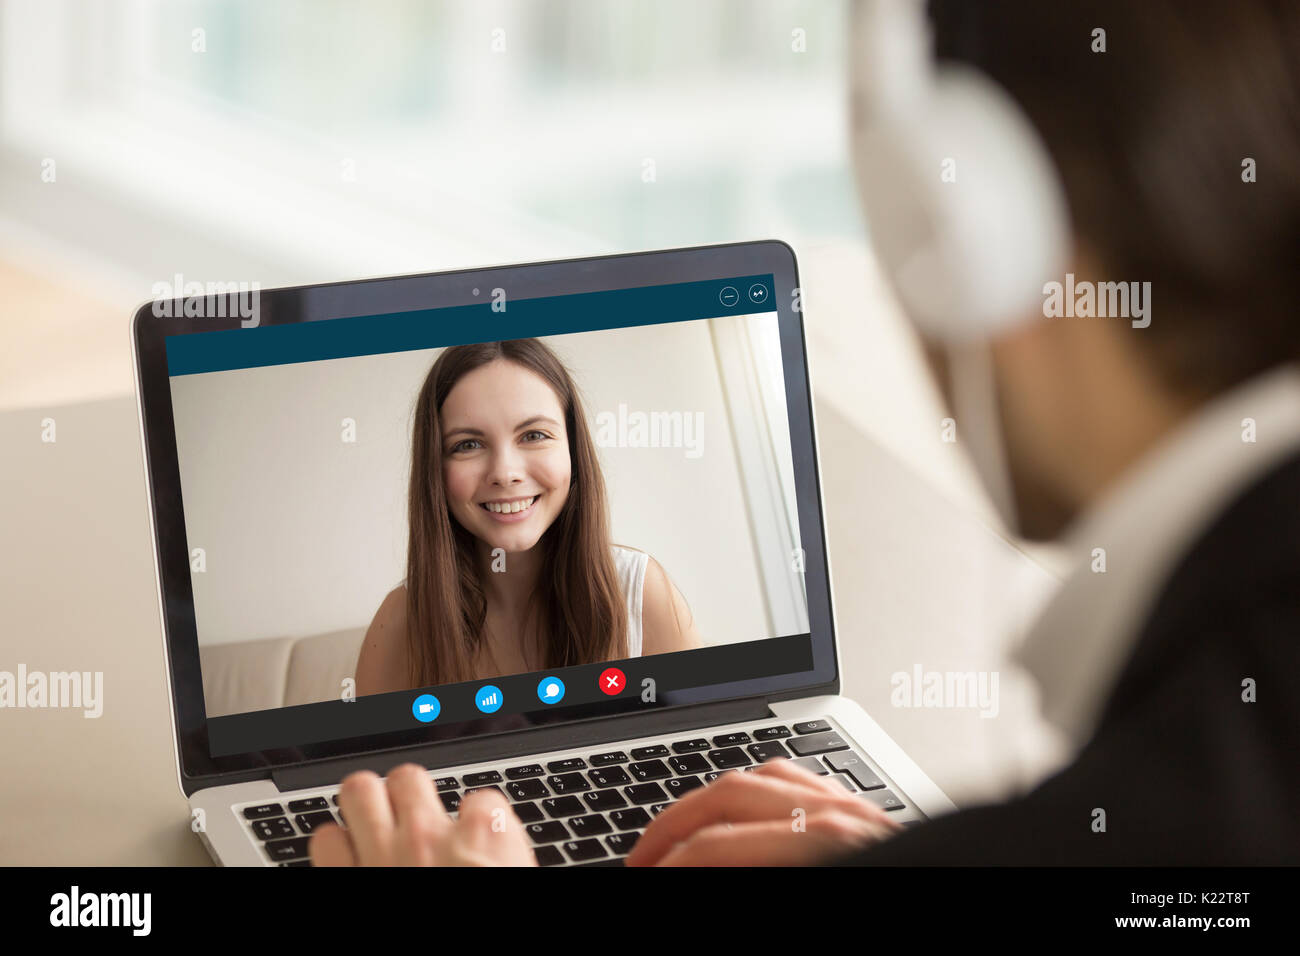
133,240 -> 840,790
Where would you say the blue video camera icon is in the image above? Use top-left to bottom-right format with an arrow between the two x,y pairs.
412,694 -> 440,723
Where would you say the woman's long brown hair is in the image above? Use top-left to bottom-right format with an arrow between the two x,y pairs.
404,338 -> 628,688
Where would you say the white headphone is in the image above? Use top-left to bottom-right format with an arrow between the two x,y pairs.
848,0 -> 1071,528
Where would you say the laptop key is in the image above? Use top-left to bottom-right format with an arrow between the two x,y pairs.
563,838 -> 608,863
791,756 -> 829,775
243,803 -> 284,820
526,821 -> 569,844
287,797 -> 329,813
824,752 -> 885,790
568,813 -> 613,837
440,792 -> 461,813
547,772 -> 591,794
650,802 -> 672,816
668,753 -> 711,775
712,732 -> 752,748
605,831 -> 640,855
787,731 -> 849,757
462,770 -> 502,787
506,779 -> 549,801
295,811 -> 335,834
630,744 -> 670,760
703,770 -> 735,783
588,751 -> 630,767
513,801 -> 545,824
535,844 -> 565,866
547,758 -> 587,773
670,738 -> 711,753
753,725 -> 792,740
610,807 -> 651,830
588,766 -> 632,789
628,759 -> 672,781
708,747 -> 753,769
747,740 -> 791,762
863,789 -> 906,811
793,719 -> 832,735
251,816 -> 295,841
541,796 -> 585,818
505,765 -> 544,780
264,836 -> 311,862
583,789 -> 628,812
624,782 -> 667,805
665,775 -> 704,798
433,776 -> 459,791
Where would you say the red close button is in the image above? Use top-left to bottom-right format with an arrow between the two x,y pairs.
598,667 -> 626,696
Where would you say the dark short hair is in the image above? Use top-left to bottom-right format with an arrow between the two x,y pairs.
929,0 -> 1300,397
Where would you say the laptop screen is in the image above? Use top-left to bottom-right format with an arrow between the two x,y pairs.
139,245 -> 836,777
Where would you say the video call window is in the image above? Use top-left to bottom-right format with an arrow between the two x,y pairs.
169,311 -> 807,720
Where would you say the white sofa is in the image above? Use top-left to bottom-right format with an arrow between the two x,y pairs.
199,627 -> 366,718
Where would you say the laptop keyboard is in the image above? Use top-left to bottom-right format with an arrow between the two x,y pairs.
236,716 -> 921,866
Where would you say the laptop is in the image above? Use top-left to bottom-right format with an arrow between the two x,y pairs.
132,239 -> 956,866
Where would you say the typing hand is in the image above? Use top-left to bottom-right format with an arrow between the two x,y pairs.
309,763 -> 537,866
626,758 -> 903,866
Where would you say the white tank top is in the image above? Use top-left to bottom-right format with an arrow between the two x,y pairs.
611,545 -> 649,658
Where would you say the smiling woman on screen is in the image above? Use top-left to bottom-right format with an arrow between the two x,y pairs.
355,337 -> 702,696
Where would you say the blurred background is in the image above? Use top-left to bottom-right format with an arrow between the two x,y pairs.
1,0 -> 1070,862
2,0 -> 861,406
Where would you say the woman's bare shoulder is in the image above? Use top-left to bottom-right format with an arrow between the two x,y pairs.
640,555 -> 703,655
356,585 -> 410,696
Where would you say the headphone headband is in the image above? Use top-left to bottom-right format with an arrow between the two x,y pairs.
849,0 -> 1070,342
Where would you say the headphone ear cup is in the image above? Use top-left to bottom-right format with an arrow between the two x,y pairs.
852,65 -> 1071,343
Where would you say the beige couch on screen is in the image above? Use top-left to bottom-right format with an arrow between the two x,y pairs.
199,627 -> 367,718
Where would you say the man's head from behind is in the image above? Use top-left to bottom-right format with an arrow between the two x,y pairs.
851,0 -> 1300,540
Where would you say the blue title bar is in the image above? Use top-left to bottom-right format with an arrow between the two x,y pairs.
164,273 -> 776,376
